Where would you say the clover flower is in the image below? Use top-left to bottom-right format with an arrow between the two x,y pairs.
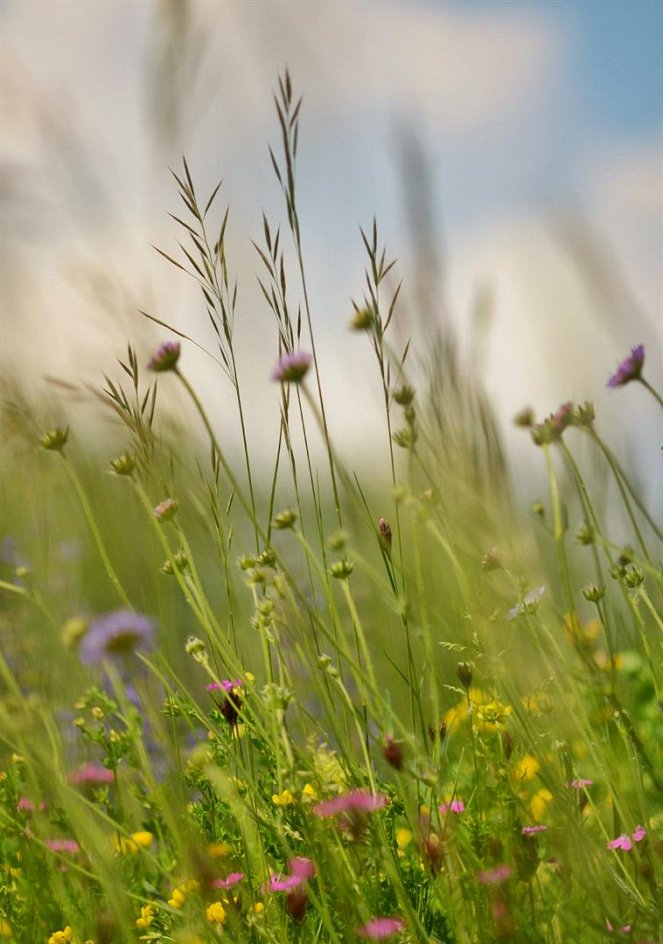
147,340 -> 180,372
356,917 -> 406,939
79,609 -> 155,664
271,351 -> 312,383
607,344 -> 644,388
207,678 -> 244,725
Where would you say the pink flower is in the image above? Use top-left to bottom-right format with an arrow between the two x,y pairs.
439,799 -> 465,815
46,838 -> 80,854
17,796 -> 47,813
313,789 -> 388,818
69,763 -> 114,787
271,351 -> 312,384
606,920 -> 633,934
569,778 -> 593,789
632,825 -> 646,843
476,864 -> 513,885
521,825 -> 547,835
268,857 -> 315,892
356,917 -> 406,939
211,872 -> 245,890
607,834 -> 632,851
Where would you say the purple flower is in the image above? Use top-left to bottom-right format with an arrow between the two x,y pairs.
607,344 -> 644,388
211,872 -> 245,890
632,824 -> 646,843
147,341 -> 180,372
476,864 -> 513,885
521,825 -> 547,835
607,833 -> 632,851
313,789 -> 388,818
69,763 -> 114,788
507,586 -> 545,620
439,799 -> 465,815
356,917 -> 405,939
268,857 -> 315,892
79,609 -> 155,664
271,351 -> 312,383
207,678 -> 244,725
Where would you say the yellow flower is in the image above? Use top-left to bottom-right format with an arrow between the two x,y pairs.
136,904 -> 155,929
396,827 -> 412,857
475,699 -> 512,733
1,919 -> 13,939
511,754 -> 540,783
206,902 -> 226,924
530,788 -> 553,821
302,783 -> 317,802
112,831 -> 153,855
48,929 -> 74,944
169,878 -> 199,908
132,830 -> 154,849
251,902 -> 265,915
207,841 -> 231,858
272,788 -> 295,806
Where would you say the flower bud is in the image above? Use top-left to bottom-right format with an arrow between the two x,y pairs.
382,736 -> 404,771
153,498 -> 178,522
582,584 -> 605,603
110,453 -> 136,476
40,426 -> 69,452
456,661 -> 473,690
147,341 -> 180,372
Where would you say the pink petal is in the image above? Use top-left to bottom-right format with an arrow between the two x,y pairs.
476,864 -> 513,885
607,834 -> 632,851
521,825 -> 547,835
211,872 -> 245,889
631,825 -> 646,843
356,917 -> 405,939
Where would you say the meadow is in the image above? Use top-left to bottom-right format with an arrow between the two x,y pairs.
1,75 -> 661,944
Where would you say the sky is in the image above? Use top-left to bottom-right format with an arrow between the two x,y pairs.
2,0 -> 661,499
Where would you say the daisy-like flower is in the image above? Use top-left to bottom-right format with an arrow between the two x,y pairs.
507,586 -> 545,620
355,917 -> 405,939
147,340 -> 180,372
79,609 -> 155,664
607,344 -> 644,388
271,351 -> 312,383
476,864 -> 513,885
313,789 -> 388,818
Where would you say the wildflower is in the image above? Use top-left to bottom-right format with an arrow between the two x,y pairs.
273,507 -> 297,529
632,824 -> 646,842
393,385 -> 415,406
607,344 -> 644,388
207,678 -> 244,725
382,735 -> 404,771
206,902 -> 226,924
569,778 -> 593,789
79,609 -> 155,664
153,498 -> 178,522
161,550 -> 188,575
356,917 -> 406,939
211,873 -> 244,890
507,586 -> 544,620
513,406 -> 534,428
168,879 -> 199,908
350,306 -> 374,330
268,856 -> 315,892
113,831 -> 153,854
439,799 -> 465,815
456,661 -> 473,690
48,929 -> 73,944
313,789 -> 388,818
69,762 -> 114,788
476,864 -> 513,885
135,904 -> 155,929
512,754 -> 540,783
207,841 -> 232,858
110,452 -> 136,476
40,427 -> 69,452
378,518 -> 392,557
329,559 -> 355,579
0,920 -> 12,939
302,782 -> 318,802
607,834 -> 632,851
475,699 -> 512,733
272,789 -> 295,806
147,340 -> 180,372
396,827 -> 412,854
530,788 -> 553,821
45,839 -> 80,854
271,351 -> 312,383
521,825 -> 547,835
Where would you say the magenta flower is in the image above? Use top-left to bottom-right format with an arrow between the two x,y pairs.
211,872 -> 245,890
147,340 -> 180,372
607,834 -> 632,851
271,351 -> 312,383
607,344 -> 644,388
207,678 -> 244,725
439,799 -> 465,815
476,864 -> 513,885
521,825 -> 547,835
46,838 -> 80,854
268,857 -> 315,892
69,763 -> 114,787
632,824 -> 646,843
313,789 -> 388,818
356,917 -> 406,939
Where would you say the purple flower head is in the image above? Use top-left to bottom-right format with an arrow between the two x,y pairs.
211,872 -> 245,890
207,678 -> 244,725
271,351 -> 312,384
69,763 -> 114,788
607,344 -> 644,388
148,340 -> 180,372
313,789 -> 388,818
507,586 -> 545,620
476,864 -> 513,885
356,917 -> 406,939
522,825 -> 547,835
439,799 -> 465,815
632,824 -> 646,843
79,609 -> 155,665
268,857 -> 315,892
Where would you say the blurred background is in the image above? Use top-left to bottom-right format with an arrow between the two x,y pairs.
2,0 -> 661,506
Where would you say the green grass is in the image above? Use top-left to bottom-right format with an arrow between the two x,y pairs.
0,74 -> 661,944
